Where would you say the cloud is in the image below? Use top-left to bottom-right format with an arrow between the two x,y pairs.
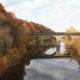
66,0 -> 80,6
1,0 -> 80,31
25,59 -> 80,80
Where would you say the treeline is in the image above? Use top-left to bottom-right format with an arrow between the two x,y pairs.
0,3 -> 53,75
0,3 -> 53,56
65,26 -> 78,33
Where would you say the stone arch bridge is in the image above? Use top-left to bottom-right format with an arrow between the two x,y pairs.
30,32 -> 80,58
30,32 -> 80,45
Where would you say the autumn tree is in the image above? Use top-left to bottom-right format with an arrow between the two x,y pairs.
65,26 -> 78,33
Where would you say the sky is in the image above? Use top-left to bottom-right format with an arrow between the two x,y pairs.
0,0 -> 80,32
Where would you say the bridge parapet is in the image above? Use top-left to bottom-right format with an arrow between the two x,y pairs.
31,32 -> 80,36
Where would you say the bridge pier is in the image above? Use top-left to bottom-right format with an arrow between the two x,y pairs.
41,47 -> 44,54
57,40 -> 60,46
56,40 -> 61,55
40,36 -> 44,45
40,47 -> 46,56
56,46 -> 60,55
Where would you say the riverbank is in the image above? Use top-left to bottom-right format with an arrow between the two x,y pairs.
0,3 -> 54,78
0,54 -> 30,80
0,53 -> 30,77
65,38 -> 80,55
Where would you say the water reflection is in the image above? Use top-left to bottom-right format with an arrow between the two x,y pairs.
44,47 -> 56,55
24,44 -> 80,80
1,56 -> 30,80
60,42 -> 66,54
24,59 -> 80,80
1,63 -> 25,80
1,42 -> 80,80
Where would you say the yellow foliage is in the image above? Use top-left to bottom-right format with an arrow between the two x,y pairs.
65,26 -> 78,33
76,40 -> 80,54
2,55 -> 8,65
19,44 -> 27,55
28,40 -> 36,46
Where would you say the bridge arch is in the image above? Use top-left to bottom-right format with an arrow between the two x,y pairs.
53,35 -> 73,42
30,32 -> 80,46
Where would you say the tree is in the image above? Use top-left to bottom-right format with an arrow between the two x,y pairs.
65,26 -> 78,33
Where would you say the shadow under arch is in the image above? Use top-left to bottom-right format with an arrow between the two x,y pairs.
51,36 -> 57,42
65,35 -> 72,41
60,36 -> 65,41
60,35 -> 72,42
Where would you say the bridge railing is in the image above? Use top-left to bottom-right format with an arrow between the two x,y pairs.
30,32 -> 80,35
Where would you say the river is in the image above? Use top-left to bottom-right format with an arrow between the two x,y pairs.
1,42 -> 80,80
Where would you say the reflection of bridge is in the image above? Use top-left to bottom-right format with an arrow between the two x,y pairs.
28,45 -> 71,59
30,32 -> 80,58
33,50 -> 71,59
33,55 -> 71,59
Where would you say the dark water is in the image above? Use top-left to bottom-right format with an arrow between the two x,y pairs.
1,42 -> 80,80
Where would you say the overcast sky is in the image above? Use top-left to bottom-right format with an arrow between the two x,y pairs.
0,0 -> 80,32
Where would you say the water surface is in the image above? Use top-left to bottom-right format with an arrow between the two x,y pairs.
1,42 -> 80,80
24,59 -> 80,80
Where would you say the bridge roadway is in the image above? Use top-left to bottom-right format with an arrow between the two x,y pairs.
28,44 -> 71,59
31,32 -> 80,36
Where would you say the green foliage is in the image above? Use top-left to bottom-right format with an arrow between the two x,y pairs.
28,40 -> 36,46
19,44 -> 27,55
65,36 -> 72,42
2,21 -> 10,26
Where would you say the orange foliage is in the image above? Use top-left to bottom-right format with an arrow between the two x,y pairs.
0,3 -> 54,53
